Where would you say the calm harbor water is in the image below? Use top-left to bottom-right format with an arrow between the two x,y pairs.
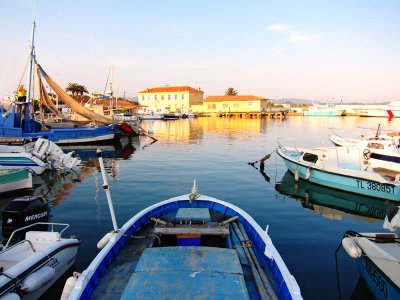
4,115 -> 400,299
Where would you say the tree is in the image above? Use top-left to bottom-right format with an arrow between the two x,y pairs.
66,83 -> 88,97
225,87 -> 238,96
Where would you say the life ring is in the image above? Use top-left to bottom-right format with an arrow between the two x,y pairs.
363,148 -> 371,160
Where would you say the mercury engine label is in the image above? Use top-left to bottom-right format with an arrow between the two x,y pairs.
24,211 -> 48,222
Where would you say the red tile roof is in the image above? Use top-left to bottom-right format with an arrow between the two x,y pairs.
203,95 -> 267,102
139,86 -> 203,93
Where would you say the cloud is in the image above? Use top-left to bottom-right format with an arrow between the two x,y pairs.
266,23 -> 317,45
266,24 -> 288,33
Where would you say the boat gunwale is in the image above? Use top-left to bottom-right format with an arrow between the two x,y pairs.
69,194 -> 302,300
276,146 -> 399,186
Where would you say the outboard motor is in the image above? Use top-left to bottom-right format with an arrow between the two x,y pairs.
2,196 -> 48,239
32,138 -> 81,170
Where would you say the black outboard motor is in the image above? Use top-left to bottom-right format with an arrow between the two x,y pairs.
2,196 -> 48,240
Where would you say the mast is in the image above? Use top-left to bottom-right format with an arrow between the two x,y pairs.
25,21 -> 36,126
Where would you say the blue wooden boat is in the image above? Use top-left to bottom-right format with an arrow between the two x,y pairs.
0,22 -> 130,145
61,152 -> 302,300
277,144 -> 400,201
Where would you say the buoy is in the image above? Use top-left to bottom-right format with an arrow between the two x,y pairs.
342,237 -> 362,259
21,266 -> 55,293
294,169 -> 299,182
60,272 -> 81,300
147,128 -> 153,134
97,231 -> 115,249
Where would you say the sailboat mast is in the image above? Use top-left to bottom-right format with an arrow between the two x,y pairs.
25,21 -> 36,124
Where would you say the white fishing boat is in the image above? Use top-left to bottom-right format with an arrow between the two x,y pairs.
276,144 -> 400,201
341,204 -> 400,299
61,151 -> 302,300
0,138 -> 81,175
0,222 -> 81,299
0,168 -> 32,193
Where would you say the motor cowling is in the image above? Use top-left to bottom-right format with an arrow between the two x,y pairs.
2,196 -> 48,239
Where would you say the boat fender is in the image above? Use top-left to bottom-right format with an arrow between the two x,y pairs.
0,293 -> 21,300
342,237 -> 362,259
119,122 -> 135,137
294,169 -> 299,182
20,266 -> 55,293
383,208 -> 400,232
97,231 -> 116,249
305,168 -> 311,180
60,272 -> 81,300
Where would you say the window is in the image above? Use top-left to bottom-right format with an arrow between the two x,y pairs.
233,103 -> 239,107
207,104 -> 212,109
248,101 -> 254,106
223,104 -> 229,108
161,95 -> 164,100
181,94 -> 185,100
303,153 -> 318,163
147,95 -> 150,100
142,95 -> 145,101
168,94 -> 171,100
154,95 -> 158,100
175,94 -> 178,100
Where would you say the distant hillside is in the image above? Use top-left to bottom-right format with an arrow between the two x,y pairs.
272,98 -> 312,105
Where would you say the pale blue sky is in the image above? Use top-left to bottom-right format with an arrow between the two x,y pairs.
1,0 -> 399,102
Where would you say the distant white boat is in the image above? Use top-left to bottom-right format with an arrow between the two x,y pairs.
303,103 -> 344,116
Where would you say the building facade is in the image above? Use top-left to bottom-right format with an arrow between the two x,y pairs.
138,86 -> 203,113
202,95 -> 270,113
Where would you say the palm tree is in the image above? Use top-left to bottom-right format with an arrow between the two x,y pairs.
225,87 -> 238,96
66,83 -> 88,96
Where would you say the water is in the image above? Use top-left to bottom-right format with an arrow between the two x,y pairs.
4,116 -> 400,299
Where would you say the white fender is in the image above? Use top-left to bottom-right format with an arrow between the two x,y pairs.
342,237 -> 362,259
0,293 -> 21,300
294,169 -> 299,182
97,231 -> 116,249
21,266 -> 55,293
305,168 -> 311,180
383,210 -> 400,232
60,272 -> 80,300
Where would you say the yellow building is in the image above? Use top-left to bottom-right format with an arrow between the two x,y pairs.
138,86 -> 203,113
202,95 -> 270,113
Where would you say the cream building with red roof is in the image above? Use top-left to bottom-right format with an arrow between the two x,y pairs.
202,95 -> 271,113
138,86 -> 203,113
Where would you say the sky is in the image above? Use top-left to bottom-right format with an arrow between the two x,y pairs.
1,0 -> 399,103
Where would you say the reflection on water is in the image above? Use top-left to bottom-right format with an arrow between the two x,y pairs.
275,171 -> 389,222
5,116 -> 400,300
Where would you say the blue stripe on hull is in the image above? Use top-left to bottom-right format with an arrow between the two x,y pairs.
282,159 -> 399,201
357,256 -> 400,300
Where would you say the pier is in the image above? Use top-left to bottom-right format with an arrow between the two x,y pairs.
218,110 -> 286,119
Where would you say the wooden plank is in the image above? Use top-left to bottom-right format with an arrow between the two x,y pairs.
154,225 -> 229,236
